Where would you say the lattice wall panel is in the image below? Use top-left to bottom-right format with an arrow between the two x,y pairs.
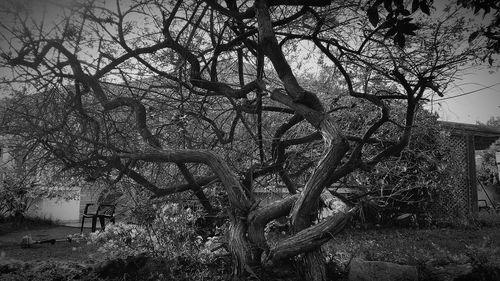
430,134 -> 471,222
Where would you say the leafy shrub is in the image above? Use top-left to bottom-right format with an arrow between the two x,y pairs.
466,237 -> 500,268
0,168 -> 39,218
0,165 -> 81,219
335,111 -> 465,226
89,202 -> 226,262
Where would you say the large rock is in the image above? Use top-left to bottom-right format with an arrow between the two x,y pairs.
348,258 -> 418,281
421,263 -> 473,281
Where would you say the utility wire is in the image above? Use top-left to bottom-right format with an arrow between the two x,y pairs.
433,82 -> 500,102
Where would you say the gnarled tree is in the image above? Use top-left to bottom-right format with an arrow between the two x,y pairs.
0,0 -> 485,280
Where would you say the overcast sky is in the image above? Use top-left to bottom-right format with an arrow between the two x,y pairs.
1,0 -> 499,125
429,67 -> 500,124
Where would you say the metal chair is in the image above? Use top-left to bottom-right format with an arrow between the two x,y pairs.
478,199 -> 491,213
95,204 -> 116,231
80,203 -> 116,233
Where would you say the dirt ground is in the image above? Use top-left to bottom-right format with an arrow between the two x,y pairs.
0,225 -> 100,263
2,221 -> 500,265
327,225 -> 500,265
1,220 -> 500,280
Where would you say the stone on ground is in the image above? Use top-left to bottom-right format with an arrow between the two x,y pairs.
348,258 -> 418,281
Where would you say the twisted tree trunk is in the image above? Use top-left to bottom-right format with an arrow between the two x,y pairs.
117,149 -> 258,275
253,1 -> 351,279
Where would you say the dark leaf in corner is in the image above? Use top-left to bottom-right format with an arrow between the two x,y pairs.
468,30 -> 481,43
384,0 -> 393,12
368,6 -> 380,27
394,32 -> 406,48
420,1 -> 430,15
401,23 -> 419,35
400,9 -> 411,16
385,26 -> 398,37
411,0 -> 420,12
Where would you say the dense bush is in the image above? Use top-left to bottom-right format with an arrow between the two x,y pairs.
89,202 -> 226,262
82,200 -> 237,280
0,164 -> 82,219
0,167 -> 39,218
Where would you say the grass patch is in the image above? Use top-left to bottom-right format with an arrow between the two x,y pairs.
2,216 -> 500,280
324,225 -> 500,267
0,216 -> 58,236
0,219 -> 99,264
475,211 -> 500,227
1,237 -> 100,263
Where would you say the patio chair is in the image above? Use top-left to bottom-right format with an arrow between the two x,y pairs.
478,199 -> 491,213
80,203 -> 116,233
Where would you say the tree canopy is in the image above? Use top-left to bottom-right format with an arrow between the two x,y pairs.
0,0 -> 494,280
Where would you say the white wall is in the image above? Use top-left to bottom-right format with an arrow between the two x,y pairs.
0,142 -> 10,184
2,137 -> 82,223
26,188 -> 81,223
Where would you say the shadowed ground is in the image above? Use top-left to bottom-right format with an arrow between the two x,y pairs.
0,224 -> 99,263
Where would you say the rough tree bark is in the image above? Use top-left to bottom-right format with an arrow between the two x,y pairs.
1,0 -> 456,280
254,1 -> 351,279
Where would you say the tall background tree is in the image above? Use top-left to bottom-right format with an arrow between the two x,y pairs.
0,0 -> 492,280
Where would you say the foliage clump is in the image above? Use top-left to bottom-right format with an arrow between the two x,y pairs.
91,202 -> 203,257
0,165 -> 80,220
84,200 -> 236,280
